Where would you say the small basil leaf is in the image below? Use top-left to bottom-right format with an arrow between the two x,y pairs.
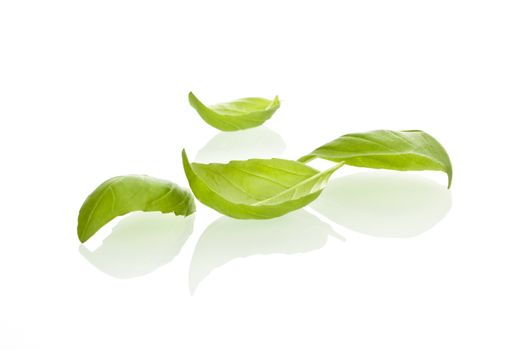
77,175 -> 196,243
182,150 -> 343,219
299,130 -> 453,188
188,92 -> 280,131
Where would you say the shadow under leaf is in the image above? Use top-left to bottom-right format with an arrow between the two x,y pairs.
195,126 -> 285,163
189,210 -> 338,294
79,212 -> 194,278
310,172 -> 452,238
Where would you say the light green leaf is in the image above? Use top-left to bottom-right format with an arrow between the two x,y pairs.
182,150 -> 343,219
299,130 -> 453,188
77,175 -> 195,243
188,92 -> 280,131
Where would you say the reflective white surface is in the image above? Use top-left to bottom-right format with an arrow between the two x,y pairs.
80,212 -> 194,278
311,172 -> 452,237
1,1 -> 524,349
195,126 -> 285,163
190,210 -> 340,294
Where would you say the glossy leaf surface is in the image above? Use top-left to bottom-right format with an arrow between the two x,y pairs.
77,175 -> 195,243
299,130 -> 453,188
182,150 -> 343,219
188,92 -> 280,131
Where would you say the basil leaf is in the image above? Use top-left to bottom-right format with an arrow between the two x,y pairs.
77,175 -> 196,243
188,92 -> 280,131
299,130 -> 453,188
182,150 -> 343,219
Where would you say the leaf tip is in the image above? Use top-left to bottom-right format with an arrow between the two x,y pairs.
77,227 -> 88,243
447,170 -> 453,189
188,91 -> 201,108
273,95 -> 280,107
77,204 -> 90,243
298,154 -> 314,163
181,149 -> 192,174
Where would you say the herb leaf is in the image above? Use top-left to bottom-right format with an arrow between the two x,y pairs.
182,150 -> 343,219
188,92 -> 280,131
77,175 -> 196,243
299,130 -> 453,188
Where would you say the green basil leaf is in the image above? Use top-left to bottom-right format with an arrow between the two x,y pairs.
299,130 -> 453,188
182,150 -> 343,219
188,92 -> 280,131
77,175 -> 196,243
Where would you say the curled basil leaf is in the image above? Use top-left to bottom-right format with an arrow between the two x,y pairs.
299,130 -> 453,188
77,175 -> 195,243
182,150 -> 343,219
188,92 -> 280,131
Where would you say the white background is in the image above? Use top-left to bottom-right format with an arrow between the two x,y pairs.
1,1 -> 524,349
